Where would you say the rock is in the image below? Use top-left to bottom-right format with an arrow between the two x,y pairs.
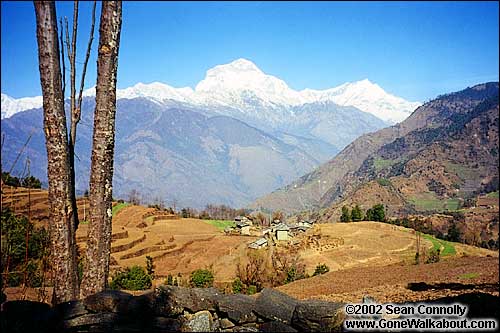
217,294 -> 256,323
1,300 -> 55,333
182,310 -> 213,332
362,295 -> 376,303
55,300 -> 88,320
255,289 -> 298,325
126,292 -> 156,318
152,316 -> 182,331
219,318 -> 235,329
155,286 -> 221,316
63,312 -> 118,329
83,290 -> 133,313
232,326 -> 259,332
291,299 -> 345,332
259,320 -> 298,332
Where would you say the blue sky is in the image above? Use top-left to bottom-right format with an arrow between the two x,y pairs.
1,1 -> 498,101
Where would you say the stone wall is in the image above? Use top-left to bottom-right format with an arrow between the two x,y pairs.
0,287 -> 345,332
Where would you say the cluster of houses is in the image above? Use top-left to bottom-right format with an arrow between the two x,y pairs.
247,219 -> 314,250
224,215 -> 315,249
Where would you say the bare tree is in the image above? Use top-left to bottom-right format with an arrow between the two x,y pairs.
62,0 -> 96,231
34,0 -> 79,303
80,0 -> 122,298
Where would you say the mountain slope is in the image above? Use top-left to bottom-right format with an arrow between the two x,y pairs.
1,98 -> 319,208
251,82 -> 499,214
320,85 -> 499,220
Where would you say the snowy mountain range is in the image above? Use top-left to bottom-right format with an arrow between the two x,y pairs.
1,58 -> 423,208
1,58 -> 420,124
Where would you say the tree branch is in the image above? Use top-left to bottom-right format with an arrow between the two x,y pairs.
77,0 -> 96,113
59,18 -> 66,98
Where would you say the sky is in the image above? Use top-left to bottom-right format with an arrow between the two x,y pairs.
1,1 -> 499,102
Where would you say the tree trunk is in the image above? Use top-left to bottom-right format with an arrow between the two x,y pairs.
34,0 -> 79,304
80,0 -> 122,298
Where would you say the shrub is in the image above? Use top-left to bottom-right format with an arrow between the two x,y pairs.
313,263 -> 330,276
246,285 -> 257,295
426,249 -> 441,264
236,251 -> 267,291
165,274 -> 173,286
1,172 -> 20,187
376,178 -> 391,187
110,266 -> 152,290
351,205 -> 363,221
190,269 -> 214,288
340,206 -> 351,222
21,176 -> 42,189
365,204 -> 386,222
232,278 -> 244,294
1,208 -> 50,287
146,256 -> 155,277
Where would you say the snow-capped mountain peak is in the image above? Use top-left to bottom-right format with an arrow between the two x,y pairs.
1,93 -> 43,119
1,58 -> 421,123
83,82 -> 195,104
195,58 -> 305,107
300,78 -> 421,123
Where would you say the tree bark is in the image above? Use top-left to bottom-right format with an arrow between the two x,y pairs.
80,0 -> 122,298
34,0 -> 79,304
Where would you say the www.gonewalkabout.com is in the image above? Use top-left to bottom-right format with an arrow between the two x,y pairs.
343,303 -> 497,331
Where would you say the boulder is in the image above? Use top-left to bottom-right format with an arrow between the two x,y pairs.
152,316 -> 182,331
233,326 -> 259,332
217,294 -> 256,323
83,290 -> 133,313
182,310 -> 213,332
63,312 -> 118,329
291,299 -> 345,332
259,320 -> 298,332
0,300 -> 55,333
219,318 -> 235,329
255,289 -> 298,324
55,300 -> 88,320
154,286 -> 221,316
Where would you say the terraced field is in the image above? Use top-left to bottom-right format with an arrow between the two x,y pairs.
2,186 -> 497,299
1,186 -> 257,283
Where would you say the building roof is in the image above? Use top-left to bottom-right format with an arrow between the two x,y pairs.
235,220 -> 250,228
254,238 -> 268,246
248,238 -> 268,248
235,215 -> 249,221
274,223 -> 290,231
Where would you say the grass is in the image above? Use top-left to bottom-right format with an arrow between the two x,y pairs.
444,162 -> 477,181
408,193 -> 461,212
202,219 -> 236,231
80,220 -> 89,225
112,202 -> 130,216
376,178 -> 392,187
373,158 -> 398,172
458,272 -> 479,279
421,233 -> 456,256
486,191 -> 499,198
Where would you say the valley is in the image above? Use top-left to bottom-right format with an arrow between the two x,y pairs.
2,185 -> 497,305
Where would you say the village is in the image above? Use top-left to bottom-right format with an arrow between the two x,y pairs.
224,215 -> 315,249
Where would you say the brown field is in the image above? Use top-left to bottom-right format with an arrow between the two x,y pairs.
278,256 -> 499,303
2,186 -> 498,303
293,222 -> 496,275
